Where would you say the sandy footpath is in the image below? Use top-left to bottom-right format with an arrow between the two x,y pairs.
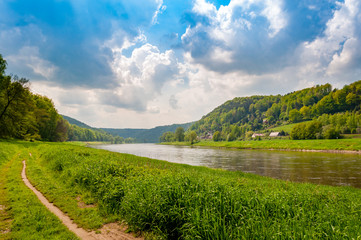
21,160 -> 142,240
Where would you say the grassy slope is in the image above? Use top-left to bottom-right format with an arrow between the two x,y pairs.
164,138 -> 361,151
0,140 -> 78,240
267,122 -> 311,133
13,141 -> 361,239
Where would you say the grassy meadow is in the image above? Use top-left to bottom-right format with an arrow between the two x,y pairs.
1,140 -> 361,239
165,138 -> 361,152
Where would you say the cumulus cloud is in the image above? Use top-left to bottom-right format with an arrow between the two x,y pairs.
104,36 -> 180,111
181,0 -> 345,75
2,0 -> 361,129
293,0 -> 361,86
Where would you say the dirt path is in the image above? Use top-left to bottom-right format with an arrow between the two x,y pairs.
21,160 -> 142,240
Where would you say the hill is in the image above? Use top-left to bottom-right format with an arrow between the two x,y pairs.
62,115 -> 93,129
102,122 -> 193,143
62,114 -> 193,143
189,80 -> 361,140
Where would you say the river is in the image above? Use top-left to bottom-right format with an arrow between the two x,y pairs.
93,143 -> 361,188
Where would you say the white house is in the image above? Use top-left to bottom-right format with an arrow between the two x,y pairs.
269,132 -> 281,137
252,133 -> 265,138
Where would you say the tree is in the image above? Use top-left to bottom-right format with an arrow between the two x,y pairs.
299,106 -> 311,119
54,117 -> 69,142
175,127 -> 185,142
0,74 -> 33,138
188,131 -> 197,144
213,131 -> 221,141
160,131 -> 175,142
322,125 -> 340,139
227,132 -> 236,141
288,109 -> 303,123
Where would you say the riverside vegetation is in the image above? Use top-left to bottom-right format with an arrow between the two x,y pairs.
1,140 -> 361,239
0,141 -> 78,239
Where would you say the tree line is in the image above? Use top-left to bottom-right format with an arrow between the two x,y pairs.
290,111 -> 361,140
160,127 -> 198,144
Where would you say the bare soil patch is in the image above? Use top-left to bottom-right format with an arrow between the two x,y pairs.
76,196 -> 96,209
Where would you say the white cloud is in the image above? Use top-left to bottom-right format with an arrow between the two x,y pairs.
152,0 -> 167,25
6,46 -> 57,80
193,0 -> 217,18
7,0 -> 361,130
295,0 -> 361,86
181,0 -> 289,74
261,0 -> 287,37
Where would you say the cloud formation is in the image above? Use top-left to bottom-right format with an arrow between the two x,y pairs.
1,0 -> 361,128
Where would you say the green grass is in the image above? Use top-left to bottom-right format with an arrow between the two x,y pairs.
8,141 -> 360,239
267,121 -> 311,133
165,138 -> 361,152
0,140 -> 78,240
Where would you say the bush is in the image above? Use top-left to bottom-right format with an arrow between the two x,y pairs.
213,131 -> 221,141
290,121 -> 322,140
322,125 -> 340,139
226,132 -> 236,141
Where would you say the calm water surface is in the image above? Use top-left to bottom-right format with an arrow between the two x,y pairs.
93,144 -> 361,188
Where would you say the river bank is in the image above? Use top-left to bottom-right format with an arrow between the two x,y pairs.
1,140 -> 361,239
161,138 -> 361,153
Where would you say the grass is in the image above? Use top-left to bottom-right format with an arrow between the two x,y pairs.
164,138 -> 361,152
6,141 -> 359,239
0,140 -> 78,239
267,121 -> 313,133
1,140 -> 361,239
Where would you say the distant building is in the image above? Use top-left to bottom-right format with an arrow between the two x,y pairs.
252,133 -> 265,138
200,132 -> 213,140
269,132 -> 281,137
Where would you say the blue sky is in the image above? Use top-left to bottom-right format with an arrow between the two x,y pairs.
1,0 -> 360,128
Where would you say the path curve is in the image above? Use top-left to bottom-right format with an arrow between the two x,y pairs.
21,160 -> 142,240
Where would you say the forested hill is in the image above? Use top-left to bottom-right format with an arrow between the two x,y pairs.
62,114 -> 193,143
62,115 -> 92,129
102,122 -> 193,143
189,80 -> 361,140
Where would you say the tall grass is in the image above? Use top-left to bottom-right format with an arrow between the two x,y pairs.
26,142 -> 361,239
0,141 -> 78,239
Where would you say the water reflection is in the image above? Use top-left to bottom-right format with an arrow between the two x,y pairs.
93,144 -> 361,188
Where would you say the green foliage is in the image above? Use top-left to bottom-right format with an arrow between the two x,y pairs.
291,111 -> 361,140
213,131 -> 221,141
67,124 -> 116,142
189,80 -> 361,141
0,55 -> 67,142
188,131 -> 198,144
226,132 -> 236,141
0,142 -> 78,239
291,121 -> 323,140
322,125 -> 340,139
175,127 -> 185,142
288,109 -> 303,123
160,131 -> 175,142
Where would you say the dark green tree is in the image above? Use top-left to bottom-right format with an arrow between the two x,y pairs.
213,131 -> 221,141
175,127 -> 185,142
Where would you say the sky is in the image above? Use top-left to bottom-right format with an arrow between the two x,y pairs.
1,0 -> 361,128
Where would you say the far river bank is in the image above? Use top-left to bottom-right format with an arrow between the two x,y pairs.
161,138 -> 361,154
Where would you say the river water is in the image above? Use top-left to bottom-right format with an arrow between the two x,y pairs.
93,144 -> 361,188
